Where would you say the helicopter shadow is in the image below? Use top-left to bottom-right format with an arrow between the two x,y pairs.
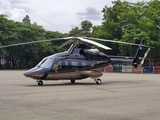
24,81 -> 109,87
24,79 -> 143,87
106,80 -> 144,85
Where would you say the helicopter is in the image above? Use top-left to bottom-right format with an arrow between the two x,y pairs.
0,37 -> 151,86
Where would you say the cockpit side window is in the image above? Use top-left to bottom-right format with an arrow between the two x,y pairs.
39,58 -> 54,69
36,58 -> 46,67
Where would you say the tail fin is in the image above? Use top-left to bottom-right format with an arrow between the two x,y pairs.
138,48 -> 150,68
132,39 -> 150,67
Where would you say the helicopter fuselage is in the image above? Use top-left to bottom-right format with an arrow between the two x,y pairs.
24,44 -> 111,81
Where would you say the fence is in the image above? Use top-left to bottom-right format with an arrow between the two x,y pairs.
103,65 -> 160,74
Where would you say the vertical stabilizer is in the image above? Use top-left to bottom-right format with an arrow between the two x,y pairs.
133,39 -> 150,67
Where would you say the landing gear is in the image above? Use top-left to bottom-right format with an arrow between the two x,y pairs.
95,78 -> 102,85
70,79 -> 75,83
36,80 -> 43,86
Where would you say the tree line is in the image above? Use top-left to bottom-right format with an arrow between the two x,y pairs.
0,0 -> 160,69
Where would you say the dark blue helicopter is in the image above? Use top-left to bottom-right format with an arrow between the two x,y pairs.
0,37 -> 151,85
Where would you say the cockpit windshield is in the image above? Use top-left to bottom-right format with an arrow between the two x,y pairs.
37,58 -> 54,69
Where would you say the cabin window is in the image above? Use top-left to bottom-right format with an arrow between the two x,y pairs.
53,59 -> 93,71
81,61 -> 92,68
71,61 -> 78,66
70,60 -> 92,69
70,61 -> 79,69
61,60 -> 70,70
81,61 -> 88,67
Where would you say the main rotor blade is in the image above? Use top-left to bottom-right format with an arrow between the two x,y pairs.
0,37 -> 73,48
78,37 -> 112,50
58,39 -> 74,48
84,37 -> 154,48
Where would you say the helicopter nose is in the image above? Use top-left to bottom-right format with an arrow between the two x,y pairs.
23,71 -> 33,77
23,67 -> 48,79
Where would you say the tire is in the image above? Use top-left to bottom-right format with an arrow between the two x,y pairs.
70,79 -> 75,83
38,81 -> 43,86
95,79 -> 102,85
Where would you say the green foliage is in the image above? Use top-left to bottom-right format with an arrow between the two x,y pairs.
1,0 -> 160,68
69,27 -> 82,36
69,20 -> 93,37
101,0 -> 160,64
0,14 -> 68,68
81,20 -> 93,36
22,15 -> 31,25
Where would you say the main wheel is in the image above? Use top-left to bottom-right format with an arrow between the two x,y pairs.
38,80 -> 43,86
70,79 -> 75,83
95,78 -> 102,85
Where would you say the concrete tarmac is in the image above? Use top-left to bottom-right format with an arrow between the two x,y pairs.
0,70 -> 160,120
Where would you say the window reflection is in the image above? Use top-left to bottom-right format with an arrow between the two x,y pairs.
40,58 -> 54,69
53,59 -> 92,71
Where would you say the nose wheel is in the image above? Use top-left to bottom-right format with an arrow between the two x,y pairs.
70,79 -> 75,83
36,80 -> 43,86
95,78 -> 102,85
